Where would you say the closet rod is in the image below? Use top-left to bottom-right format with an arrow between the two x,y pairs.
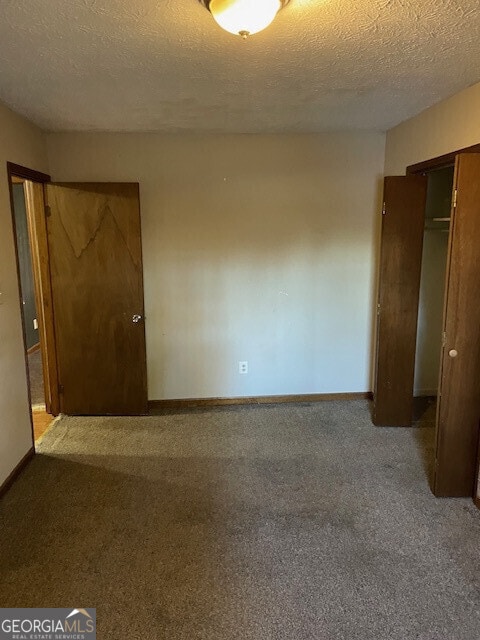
432,217 -> 451,222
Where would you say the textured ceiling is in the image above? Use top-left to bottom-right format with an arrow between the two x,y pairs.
0,0 -> 480,132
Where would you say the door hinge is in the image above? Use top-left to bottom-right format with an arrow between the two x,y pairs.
58,384 -> 65,394
442,331 -> 447,347
377,303 -> 381,316
453,189 -> 457,209
382,202 -> 386,215
45,205 -> 51,217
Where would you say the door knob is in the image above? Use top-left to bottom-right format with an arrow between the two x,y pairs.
448,349 -> 458,358
132,314 -> 143,324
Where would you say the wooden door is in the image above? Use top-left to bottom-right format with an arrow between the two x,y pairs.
45,183 -> 147,415
373,175 -> 427,426
434,154 -> 480,496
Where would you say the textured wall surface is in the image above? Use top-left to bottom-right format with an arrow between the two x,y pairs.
0,102 -> 47,486
46,132 -> 385,400
0,0 -> 480,132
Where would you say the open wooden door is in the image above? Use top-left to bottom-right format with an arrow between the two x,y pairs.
434,154 -> 480,496
45,183 -> 147,415
373,175 -> 427,426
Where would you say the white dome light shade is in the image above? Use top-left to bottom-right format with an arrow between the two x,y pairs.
208,0 -> 283,37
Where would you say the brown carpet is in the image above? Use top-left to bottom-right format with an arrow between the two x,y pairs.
1,400 -> 480,639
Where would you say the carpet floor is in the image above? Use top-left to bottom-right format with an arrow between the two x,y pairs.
1,400 -> 480,639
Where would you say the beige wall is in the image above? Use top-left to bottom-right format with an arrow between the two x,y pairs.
0,102 -> 48,486
47,132 -> 385,400
385,82 -> 480,174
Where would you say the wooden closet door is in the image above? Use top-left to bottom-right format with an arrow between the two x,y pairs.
434,154 -> 480,496
45,183 -> 148,416
373,176 -> 427,426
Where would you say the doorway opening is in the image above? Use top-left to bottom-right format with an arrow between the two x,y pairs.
11,176 -> 50,440
7,163 -> 59,447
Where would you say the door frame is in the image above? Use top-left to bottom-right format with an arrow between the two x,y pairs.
6,162 -> 60,426
406,143 -> 480,175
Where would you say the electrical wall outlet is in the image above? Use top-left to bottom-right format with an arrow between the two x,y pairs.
239,361 -> 248,374
33,318 -> 38,330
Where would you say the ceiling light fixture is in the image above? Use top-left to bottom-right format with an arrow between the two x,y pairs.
199,0 -> 290,39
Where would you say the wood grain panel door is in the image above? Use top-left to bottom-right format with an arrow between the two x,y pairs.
45,183 -> 147,415
373,175 -> 427,426
434,154 -> 480,496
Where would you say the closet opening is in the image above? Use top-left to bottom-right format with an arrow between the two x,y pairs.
413,165 -> 454,420
7,163 -> 59,447
375,145 -> 480,497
